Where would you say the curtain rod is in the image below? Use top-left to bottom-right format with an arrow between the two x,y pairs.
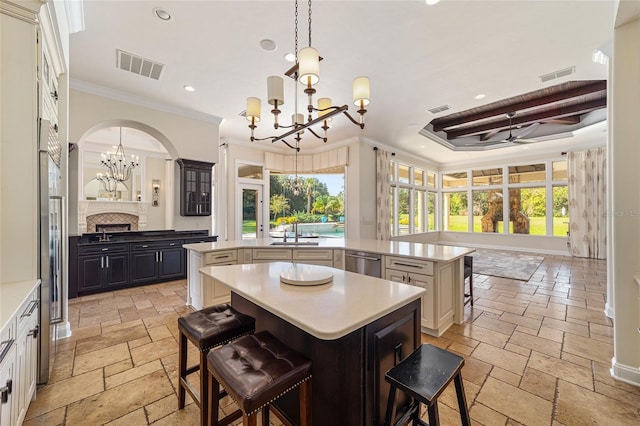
373,146 -> 395,156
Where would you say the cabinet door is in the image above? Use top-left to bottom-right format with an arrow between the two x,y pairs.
130,250 -> 158,284
408,273 -> 436,332
0,346 -> 15,426
105,254 -> 129,287
25,313 -> 38,413
78,255 -> 104,292
183,168 -> 199,216
197,169 -> 211,216
366,308 -> 418,426
385,268 -> 407,284
158,248 -> 185,280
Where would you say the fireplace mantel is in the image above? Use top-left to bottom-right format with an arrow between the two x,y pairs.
79,201 -> 149,233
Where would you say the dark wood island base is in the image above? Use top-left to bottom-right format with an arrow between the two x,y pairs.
231,293 -> 421,426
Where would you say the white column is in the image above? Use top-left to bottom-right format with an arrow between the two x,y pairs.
610,10 -> 640,386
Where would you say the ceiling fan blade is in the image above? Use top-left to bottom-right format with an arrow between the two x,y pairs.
511,138 -> 538,144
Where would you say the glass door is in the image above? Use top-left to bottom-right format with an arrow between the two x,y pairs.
240,184 -> 263,240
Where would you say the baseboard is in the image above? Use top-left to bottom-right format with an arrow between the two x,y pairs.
604,303 -> 614,319
610,357 -> 640,387
435,241 -> 569,257
55,321 -> 72,340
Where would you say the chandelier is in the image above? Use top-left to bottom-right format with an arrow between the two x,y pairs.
246,0 -> 370,151
96,127 -> 139,193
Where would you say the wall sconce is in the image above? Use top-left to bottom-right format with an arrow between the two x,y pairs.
152,179 -> 160,207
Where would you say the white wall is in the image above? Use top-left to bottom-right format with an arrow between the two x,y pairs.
345,140 -> 377,240
609,9 -> 640,386
144,157 -> 166,230
69,89 -> 221,234
0,4 -> 40,283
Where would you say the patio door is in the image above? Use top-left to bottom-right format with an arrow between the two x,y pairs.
239,184 -> 264,240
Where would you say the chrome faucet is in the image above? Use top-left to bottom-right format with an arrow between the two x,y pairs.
294,222 -> 299,243
283,226 -> 288,243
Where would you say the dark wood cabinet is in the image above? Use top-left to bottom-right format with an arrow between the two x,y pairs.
130,240 -> 185,284
70,231 -> 216,298
177,159 -> 214,216
77,243 -> 129,293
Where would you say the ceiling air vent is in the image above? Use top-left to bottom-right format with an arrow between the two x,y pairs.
117,49 -> 164,80
539,66 -> 575,83
427,104 -> 451,115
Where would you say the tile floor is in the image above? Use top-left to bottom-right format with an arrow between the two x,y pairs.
25,254 -> 640,425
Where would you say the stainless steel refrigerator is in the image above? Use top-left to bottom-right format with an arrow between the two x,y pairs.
38,118 -> 64,384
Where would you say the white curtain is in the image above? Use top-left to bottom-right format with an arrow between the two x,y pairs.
568,147 -> 607,259
376,148 -> 391,240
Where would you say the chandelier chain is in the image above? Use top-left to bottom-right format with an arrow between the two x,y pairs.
307,0 -> 312,47
294,0 -> 298,59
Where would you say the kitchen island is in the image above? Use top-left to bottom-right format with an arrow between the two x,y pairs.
199,262 -> 425,425
184,238 -> 474,336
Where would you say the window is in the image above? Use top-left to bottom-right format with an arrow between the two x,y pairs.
552,186 -> 569,236
472,168 -> 503,186
508,163 -> 545,183
513,187 -> 546,235
268,172 -> 345,238
442,172 -> 467,188
390,160 -> 436,236
442,191 -> 468,232
472,189 -> 504,233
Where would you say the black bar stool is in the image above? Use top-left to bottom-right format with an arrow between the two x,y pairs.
177,304 -> 255,426
207,330 -> 312,426
384,344 -> 470,426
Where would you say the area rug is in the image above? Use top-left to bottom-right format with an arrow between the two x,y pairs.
470,249 -> 544,281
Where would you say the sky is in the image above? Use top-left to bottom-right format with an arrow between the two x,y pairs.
300,174 -> 344,195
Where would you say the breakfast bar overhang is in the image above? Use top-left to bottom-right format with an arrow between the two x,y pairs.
199,262 -> 426,426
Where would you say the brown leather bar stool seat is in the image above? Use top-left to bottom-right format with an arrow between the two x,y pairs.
207,330 -> 312,426
178,304 -> 255,426
384,344 -> 470,426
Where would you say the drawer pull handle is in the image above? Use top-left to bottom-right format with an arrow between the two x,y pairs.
142,245 -> 149,248
28,325 -> 39,339
21,300 -> 38,317
392,261 -> 423,269
102,248 -> 109,252
0,339 -> 14,365
393,343 -> 403,367
170,243 -> 175,246
345,253 -> 380,261
1,379 -> 13,404
214,255 -> 229,259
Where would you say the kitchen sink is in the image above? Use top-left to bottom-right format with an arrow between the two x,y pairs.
270,241 -> 320,246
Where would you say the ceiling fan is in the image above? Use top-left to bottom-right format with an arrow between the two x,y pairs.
502,112 -> 540,144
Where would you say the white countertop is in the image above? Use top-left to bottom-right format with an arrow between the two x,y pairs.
199,262 -> 425,340
186,238 -> 474,262
0,279 -> 40,332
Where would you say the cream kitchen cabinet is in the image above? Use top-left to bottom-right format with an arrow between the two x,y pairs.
251,248 -> 292,263
188,249 -> 238,309
384,256 -> 454,336
0,281 -> 40,426
292,248 -> 334,267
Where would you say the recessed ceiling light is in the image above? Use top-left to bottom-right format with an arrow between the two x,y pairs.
474,93 -> 486,100
425,0 -> 441,5
184,85 -> 195,92
260,39 -> 277,52
284,53 -> 296,63
153,7 -> 172,21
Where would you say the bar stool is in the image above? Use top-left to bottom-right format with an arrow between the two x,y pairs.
177,304 -> 256,426
207,330 -> 312,426
384,344 -> 470,426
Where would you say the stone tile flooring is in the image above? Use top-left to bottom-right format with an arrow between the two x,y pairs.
25,254 -> 640,425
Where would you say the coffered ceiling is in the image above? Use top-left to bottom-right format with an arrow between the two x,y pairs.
69,0 -> 615,165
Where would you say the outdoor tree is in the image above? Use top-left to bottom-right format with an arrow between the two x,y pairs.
269,194 -> 289,220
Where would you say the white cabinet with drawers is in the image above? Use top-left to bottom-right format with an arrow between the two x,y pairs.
188,250 -> 238,309
384,256 -> 454,336
293,248 -> 334,267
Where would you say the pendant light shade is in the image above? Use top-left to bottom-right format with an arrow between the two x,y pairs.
317,97 -> 332,120
246,97 -> 261,122
298,47 -> 320,86
267,76 -> 284,106
353,77 -> 370,106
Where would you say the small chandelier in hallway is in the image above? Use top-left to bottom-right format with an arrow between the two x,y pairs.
97,127 -> 139,192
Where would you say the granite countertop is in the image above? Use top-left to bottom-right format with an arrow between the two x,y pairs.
0,279 -> 40,333
199,262 -> 425,340
184,238 -> 474,262
78,230 -> 216,246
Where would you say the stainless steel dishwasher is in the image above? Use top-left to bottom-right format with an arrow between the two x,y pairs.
344,250 -> 382,278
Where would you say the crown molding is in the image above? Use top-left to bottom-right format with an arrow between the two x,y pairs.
0,0 -> 42,24
70,79 -> 223,126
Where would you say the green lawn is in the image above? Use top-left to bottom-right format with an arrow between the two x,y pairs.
444,215 -> 569,236
242,220 -> 257,235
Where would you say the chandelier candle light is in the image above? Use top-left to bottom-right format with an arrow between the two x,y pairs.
96,127 -> 139,193
246,0 -> 370,151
